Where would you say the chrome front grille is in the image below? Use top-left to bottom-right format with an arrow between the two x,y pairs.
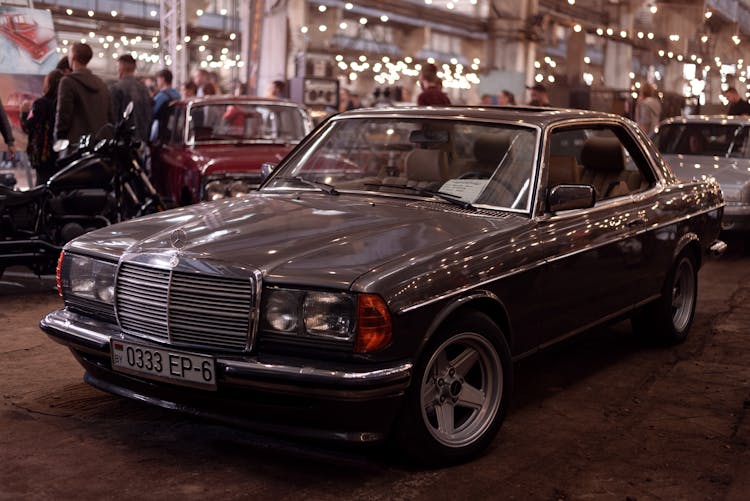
116,265 -> 169,341
115,262 -> 256,352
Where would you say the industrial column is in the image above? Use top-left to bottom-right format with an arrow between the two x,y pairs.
160,0 -> 187,88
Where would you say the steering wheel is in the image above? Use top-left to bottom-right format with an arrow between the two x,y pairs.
457,171 -> 490,180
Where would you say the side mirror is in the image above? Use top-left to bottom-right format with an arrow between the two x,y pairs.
260,162 -> 277,182
124,101 -> 134,120
547,184 -> 595,212
52,139 -> 70,153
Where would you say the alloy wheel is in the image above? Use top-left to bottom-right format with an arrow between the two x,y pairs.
420,332 -> 503,448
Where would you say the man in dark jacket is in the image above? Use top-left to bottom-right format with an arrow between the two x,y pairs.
55,42 -> 114,145
723,87 -> 750,116
110,54 -> 152,143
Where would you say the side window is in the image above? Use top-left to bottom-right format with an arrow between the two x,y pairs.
547,125 -> 655,204
170,107 -> 185,144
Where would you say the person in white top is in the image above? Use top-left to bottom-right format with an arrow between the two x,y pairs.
635,83 -> 662,135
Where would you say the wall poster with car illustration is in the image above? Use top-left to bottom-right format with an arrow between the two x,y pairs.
0,7 -> 56,173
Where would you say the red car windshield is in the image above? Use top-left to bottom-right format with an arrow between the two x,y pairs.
188,103 -> 309,144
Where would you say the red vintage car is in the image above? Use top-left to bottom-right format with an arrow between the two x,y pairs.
151,96 -> 314,206
0,12 -> 55,63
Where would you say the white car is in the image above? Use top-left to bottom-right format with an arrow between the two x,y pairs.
654,115 -> 750,231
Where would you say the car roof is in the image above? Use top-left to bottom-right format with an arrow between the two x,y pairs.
334,106 -> 624,128
659,115 -> 750,126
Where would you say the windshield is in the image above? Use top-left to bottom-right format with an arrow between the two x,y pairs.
188,103 -> 310,144
263,117 -> 539,211
655,123 -> 750,158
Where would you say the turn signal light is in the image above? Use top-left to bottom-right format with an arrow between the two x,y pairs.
56,250 -> 65,297
355,294 -> 392,353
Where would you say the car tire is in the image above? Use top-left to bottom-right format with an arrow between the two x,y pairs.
631,251 -> 698,344
395,310 -> 513,466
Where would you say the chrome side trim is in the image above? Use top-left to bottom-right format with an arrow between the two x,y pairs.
221,359 -> 412,383
397,203 -> 723,314
628,204 -> 724,238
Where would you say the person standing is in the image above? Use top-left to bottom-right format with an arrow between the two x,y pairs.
192,68 -> 209,96
635,83 -> 662,135
21,70 -> 63,185
150,68 -> 181,142
181,81 -> 197,98
417,63 -> 451,106
527,84 -> 550,106
266,80 -> 286,99
723,87 -> 750,115
110,54 -> 153,143
55,42 -> 114,145
0,99 -> 15,161
498,90 -> 516,105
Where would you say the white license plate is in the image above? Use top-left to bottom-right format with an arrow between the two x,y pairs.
111,340 -> 217,390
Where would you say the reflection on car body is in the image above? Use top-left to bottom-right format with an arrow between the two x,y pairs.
654,115 -> 750,231
41,107 -> 724,465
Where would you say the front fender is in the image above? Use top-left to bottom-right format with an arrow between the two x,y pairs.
412,291 -> 513,362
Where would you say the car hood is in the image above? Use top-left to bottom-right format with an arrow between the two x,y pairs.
67,192 -> 527,290
663,154 -> 750,201
192,144 -> 296,177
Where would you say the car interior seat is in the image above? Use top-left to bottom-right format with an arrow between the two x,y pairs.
579,136 -> 630,200
402,148 -> 449,190
460,134 -> 511,179
547,155 -> 581,188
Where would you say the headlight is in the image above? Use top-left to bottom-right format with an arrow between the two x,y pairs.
303,292 -> 355,340
204,180 -> 228,201
203,177 -> 258,201
228,180 -> 252,198
265,289 -> 299,332
63,254 -> 117,304
262,288 -> 355,341
261,288 -> 391,351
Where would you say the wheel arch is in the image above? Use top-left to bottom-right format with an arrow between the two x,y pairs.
415,291 -> 513,360
674,232 -> 702,269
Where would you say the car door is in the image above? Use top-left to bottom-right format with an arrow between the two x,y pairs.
532,122 -> 649,347
152,105 -> 188,205
624,124 -> 686,303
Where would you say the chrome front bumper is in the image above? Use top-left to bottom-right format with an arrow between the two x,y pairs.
722,203 -> 750,231
40,308 -> 412,398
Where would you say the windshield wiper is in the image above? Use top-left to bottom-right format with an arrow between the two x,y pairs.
275,176 -> 339,195
365,182 -> 475,210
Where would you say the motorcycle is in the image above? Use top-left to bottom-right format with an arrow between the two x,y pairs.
0,102 -> 165,278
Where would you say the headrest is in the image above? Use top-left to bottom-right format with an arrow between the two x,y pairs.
473,134 -> 511,164
580,136 -> 624,173
405,149 -> 447,181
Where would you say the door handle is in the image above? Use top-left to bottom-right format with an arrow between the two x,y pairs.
627,218 -> 646,228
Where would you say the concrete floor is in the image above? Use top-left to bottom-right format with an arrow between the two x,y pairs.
1,235 -> 749,500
